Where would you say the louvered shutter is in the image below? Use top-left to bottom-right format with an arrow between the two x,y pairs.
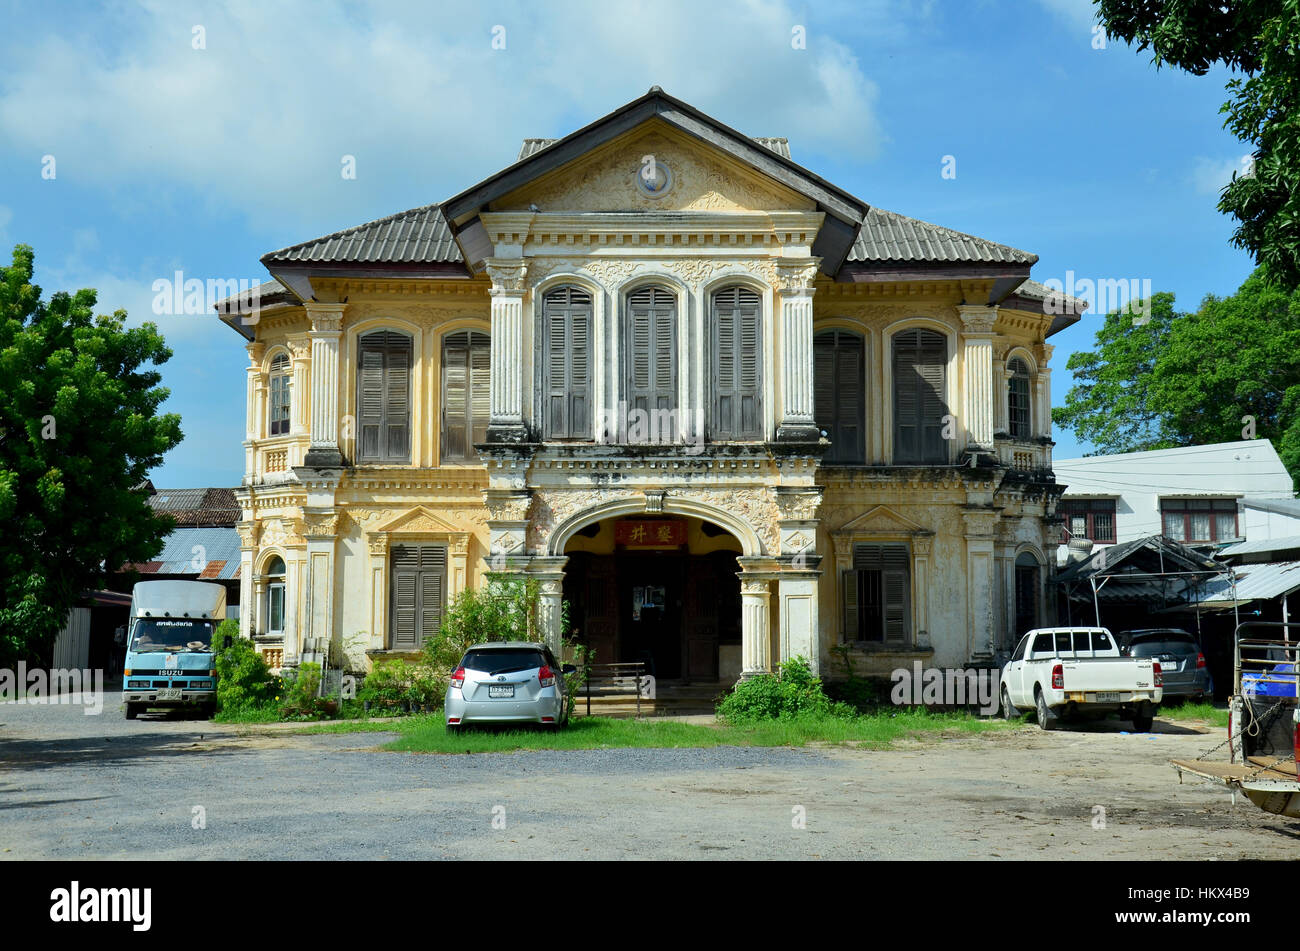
390,544 -> 447,649
842,569 -> 859,641
893,329 -> 947,464
851,544 -> 911,643
712,286 -> 761,439
627,286 -> 676,420
543,287 -> 591,439
441,331 -> 490,463
815,330 -> 865,464
469,333 -> 490,447
357,331 -> 412,463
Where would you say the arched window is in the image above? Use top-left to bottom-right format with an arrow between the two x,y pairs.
1014,552 -> 1040,638
441,330 -> 490,463
1008,357 -> 1031,439
814,329 -> 865,464
356,330 -> 412,463
265,556 -> 286,635
268,352 -> 291,436
625,286 -> 677,431
711,286 -> 762,440
541,287 -> 592,439
892,328 -> 948,464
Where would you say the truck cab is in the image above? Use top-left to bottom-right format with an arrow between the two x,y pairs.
121,580 -> 226,720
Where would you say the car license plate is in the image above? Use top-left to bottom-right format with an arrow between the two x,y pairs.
1094,691 -> 1122,702
158,688 -> 183,700
488,685 -> 514,699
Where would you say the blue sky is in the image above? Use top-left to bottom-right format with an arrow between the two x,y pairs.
0,0 -> 1257,487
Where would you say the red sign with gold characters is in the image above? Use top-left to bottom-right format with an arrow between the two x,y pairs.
614,519 -> 687,549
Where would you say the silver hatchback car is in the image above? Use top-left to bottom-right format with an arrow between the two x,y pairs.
444,642 -> 575,733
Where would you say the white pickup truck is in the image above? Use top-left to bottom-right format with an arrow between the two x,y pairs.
1000,626 -> 1163,732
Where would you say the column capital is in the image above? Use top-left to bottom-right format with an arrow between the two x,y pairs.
957,304 -> 997,334
304,301 -> 346,333
485,258 -> 529,295
246,341 -> 266,365
774,258 -> 821,296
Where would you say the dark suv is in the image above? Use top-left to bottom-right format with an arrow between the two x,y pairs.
1119,628 -> 1212,701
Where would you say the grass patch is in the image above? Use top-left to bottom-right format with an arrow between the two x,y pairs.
359,708 -> 1014,754
212,706 -> 284,725
1160,700 -> 1230,728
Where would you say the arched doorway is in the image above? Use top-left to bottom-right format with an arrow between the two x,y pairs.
562,515 -> 743,683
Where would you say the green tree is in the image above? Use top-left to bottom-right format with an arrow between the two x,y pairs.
0,244 -> 183,665
1096,0 -> 1300,287
1051,292 -> 1182,454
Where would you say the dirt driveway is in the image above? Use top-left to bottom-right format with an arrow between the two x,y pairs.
1,697 -> 1294,860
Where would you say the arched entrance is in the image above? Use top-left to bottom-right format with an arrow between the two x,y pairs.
562,514 -> 744,684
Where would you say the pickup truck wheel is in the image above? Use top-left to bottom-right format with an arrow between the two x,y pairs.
1001,687 -> 1019,721
1132,713 -> 1154,733
1035,690 -> 1055,731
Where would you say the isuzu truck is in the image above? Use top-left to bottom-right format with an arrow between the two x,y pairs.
121,580 -> 226,719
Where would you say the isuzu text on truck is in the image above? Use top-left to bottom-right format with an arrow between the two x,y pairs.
121,580 -> 226,719
999,626 -> 1163,731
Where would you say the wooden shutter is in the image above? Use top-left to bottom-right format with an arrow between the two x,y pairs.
627,286 -> 676,420
841,569 -> 859,642
543,287 -> 592,438
357,331 -> 412,463
469,333 -> 490,447
390,544 -> 447,649
712,286 -> 762,439
893,329 -> 947,464
815,330 -> 865,464
441,330 -> 490,463
851,544 -> 911,643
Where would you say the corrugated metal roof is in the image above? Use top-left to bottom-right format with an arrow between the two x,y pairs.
131,526 -> 242,581
1241,498 -> 1300,517
262,204 -> 461,265
149,488 -> 241,527
848,207 -> 1037,264
1220,535 -> 1300,558
1191,561 -> 1300,604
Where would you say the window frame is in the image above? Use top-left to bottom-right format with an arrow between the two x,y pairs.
1007,357 -> 1031,440
540,286 -> 593,440
267,352 -> 292,437
355,330 -> 413,465
440,329 -> 491,464
842,543 -> 911,645
891,328 -> 949,465
623,284 -> 678,437
709,284 -> 763,441
814,328 -> 866,465
1059,498 -> 1117,544
1160,498 -> 1239,544
264,556 -> 286,635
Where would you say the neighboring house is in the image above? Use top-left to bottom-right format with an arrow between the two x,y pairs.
216,87 -> 1085,680
1054,440 -> 1296,561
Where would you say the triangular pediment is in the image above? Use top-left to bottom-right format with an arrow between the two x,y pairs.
491,120 -> 814,214
372,506 -> 462,536
837,505 -> 932,536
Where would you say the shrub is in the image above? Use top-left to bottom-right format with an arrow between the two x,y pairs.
357,659 -> 440,714
717,656 -> 854,722
279,662 -> 333,719
211,621 -> 279,716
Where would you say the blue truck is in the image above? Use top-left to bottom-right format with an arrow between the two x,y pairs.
121,580 -> 227,720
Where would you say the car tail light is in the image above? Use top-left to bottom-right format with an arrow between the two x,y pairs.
541,716 -> 555,722
451,667 -> 465,690
1196,653 -> 1206,669
1154,661 -> 1162,687
538,665 -> 556,688
1051,664 -> 1063,690
447,717 -> 460,724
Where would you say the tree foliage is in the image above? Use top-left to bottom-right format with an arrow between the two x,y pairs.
0,244 -> 183,665
1054,269 -> 1300,488
1096,0 -> 1300,287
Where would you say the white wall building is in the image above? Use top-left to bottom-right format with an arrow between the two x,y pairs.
1053,440 -> 1295,563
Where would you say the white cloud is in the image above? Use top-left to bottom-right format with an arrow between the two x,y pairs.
1190,155 -> 1250,196
1034,0 -> 1100,32
0,0 -> 892,234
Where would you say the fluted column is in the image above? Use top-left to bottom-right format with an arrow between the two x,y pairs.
775,259 -> 821,442
739,576 -> 773,677
958,305 -> 997,451
485,258 -> 528,444
289,338 -> 311,436
303,302 -> 345,468
243,342 -> 264,481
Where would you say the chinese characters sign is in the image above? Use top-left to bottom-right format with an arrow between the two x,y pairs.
614,519 -> 686,549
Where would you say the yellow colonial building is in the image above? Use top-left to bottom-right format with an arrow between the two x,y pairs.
218,88 -> 1082,682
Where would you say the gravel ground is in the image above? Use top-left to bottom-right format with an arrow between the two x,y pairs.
2,693 -> 1297,860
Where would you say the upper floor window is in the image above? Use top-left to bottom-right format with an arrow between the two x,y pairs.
1162,498 -> 1237,544
1008,357 -> 1031,439
1060,498 -> 1116,544
814,329 -> 865,464
625,286 -> 677,422
356,330 -> 412,464
892,329 -> 948,464
265,556 -> 286,634
711,286 -> 762,440
441,330 -> 490,463
542,287 -> 592,439
843,543 -> 910,644
268,352 -> 291,436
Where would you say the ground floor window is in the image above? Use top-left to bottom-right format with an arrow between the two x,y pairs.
1014,552 -> 1040,638
843,543 -> 909,644
390,544 -> 447,649
265,556 -> 285,634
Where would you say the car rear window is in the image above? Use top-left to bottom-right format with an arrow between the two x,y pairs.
1092,631 -> 1113,652
461,649 -> 546,675
1131,638 -> 1197,657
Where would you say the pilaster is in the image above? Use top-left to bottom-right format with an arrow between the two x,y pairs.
774,259 -> 821,442
958,305 -> 997,451
485,258 -> 529,444
304,302 -> 345,468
